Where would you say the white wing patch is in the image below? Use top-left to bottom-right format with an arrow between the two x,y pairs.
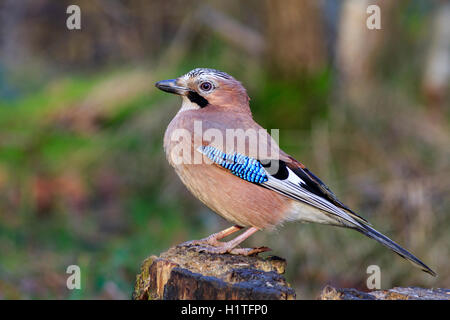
284,167 -> 306,186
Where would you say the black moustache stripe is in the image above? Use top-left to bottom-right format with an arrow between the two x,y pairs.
187,91 -> 209,108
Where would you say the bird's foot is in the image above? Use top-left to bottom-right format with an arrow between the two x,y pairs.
178,240 -> 270,256
177,226 -> 269,256
177,236 -> 221,248
227,246 -> 271,256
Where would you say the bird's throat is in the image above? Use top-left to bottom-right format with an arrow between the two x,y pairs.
178,96 -> 203,113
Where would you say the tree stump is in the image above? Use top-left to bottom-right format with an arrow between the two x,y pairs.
133,244 -> 296,300
319,285 -> 450,300
133,245 -> 448,300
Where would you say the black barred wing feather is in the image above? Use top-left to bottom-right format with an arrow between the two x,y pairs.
198,145 -> 269,183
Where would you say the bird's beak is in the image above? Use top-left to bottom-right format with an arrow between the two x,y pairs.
155,79 -> 189,96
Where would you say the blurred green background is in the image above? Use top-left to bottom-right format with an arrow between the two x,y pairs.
0,0 -> 449,299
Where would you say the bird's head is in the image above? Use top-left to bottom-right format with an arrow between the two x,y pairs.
155,68 -> 250,113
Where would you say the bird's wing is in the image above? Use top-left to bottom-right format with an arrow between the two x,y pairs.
197,145 -> 436,276
283,156 -> 371,225
195,115 -> 367,225
259,158 -> 369,228
197,145 -> 365,228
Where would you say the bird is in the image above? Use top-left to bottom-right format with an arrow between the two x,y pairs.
155,67 -> 436,276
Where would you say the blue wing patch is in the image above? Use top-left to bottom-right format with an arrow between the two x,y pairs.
198,146 -> 268,183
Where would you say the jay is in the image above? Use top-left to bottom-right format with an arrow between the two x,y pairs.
155,68 -> 436,276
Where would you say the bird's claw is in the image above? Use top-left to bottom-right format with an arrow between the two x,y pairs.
228,246 -> 271,256
178,241 -> 271,256
177,238 -> 217,248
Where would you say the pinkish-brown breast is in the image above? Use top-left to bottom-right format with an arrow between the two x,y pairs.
163,108 -> 291,229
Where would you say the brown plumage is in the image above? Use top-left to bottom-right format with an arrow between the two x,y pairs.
156,68 -> 436,276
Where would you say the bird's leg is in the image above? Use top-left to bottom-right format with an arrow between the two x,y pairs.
178,225 -> 243,247
203,225 -> 244,246
219,227 -> 270,256
179,226 -> 270,256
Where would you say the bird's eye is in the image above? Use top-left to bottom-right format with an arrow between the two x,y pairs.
199,81 -> 213,92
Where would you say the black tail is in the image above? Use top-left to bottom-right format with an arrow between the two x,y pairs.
356,224 -> 436,277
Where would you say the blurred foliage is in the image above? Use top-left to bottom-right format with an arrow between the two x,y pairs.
0,0 -> 449,299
